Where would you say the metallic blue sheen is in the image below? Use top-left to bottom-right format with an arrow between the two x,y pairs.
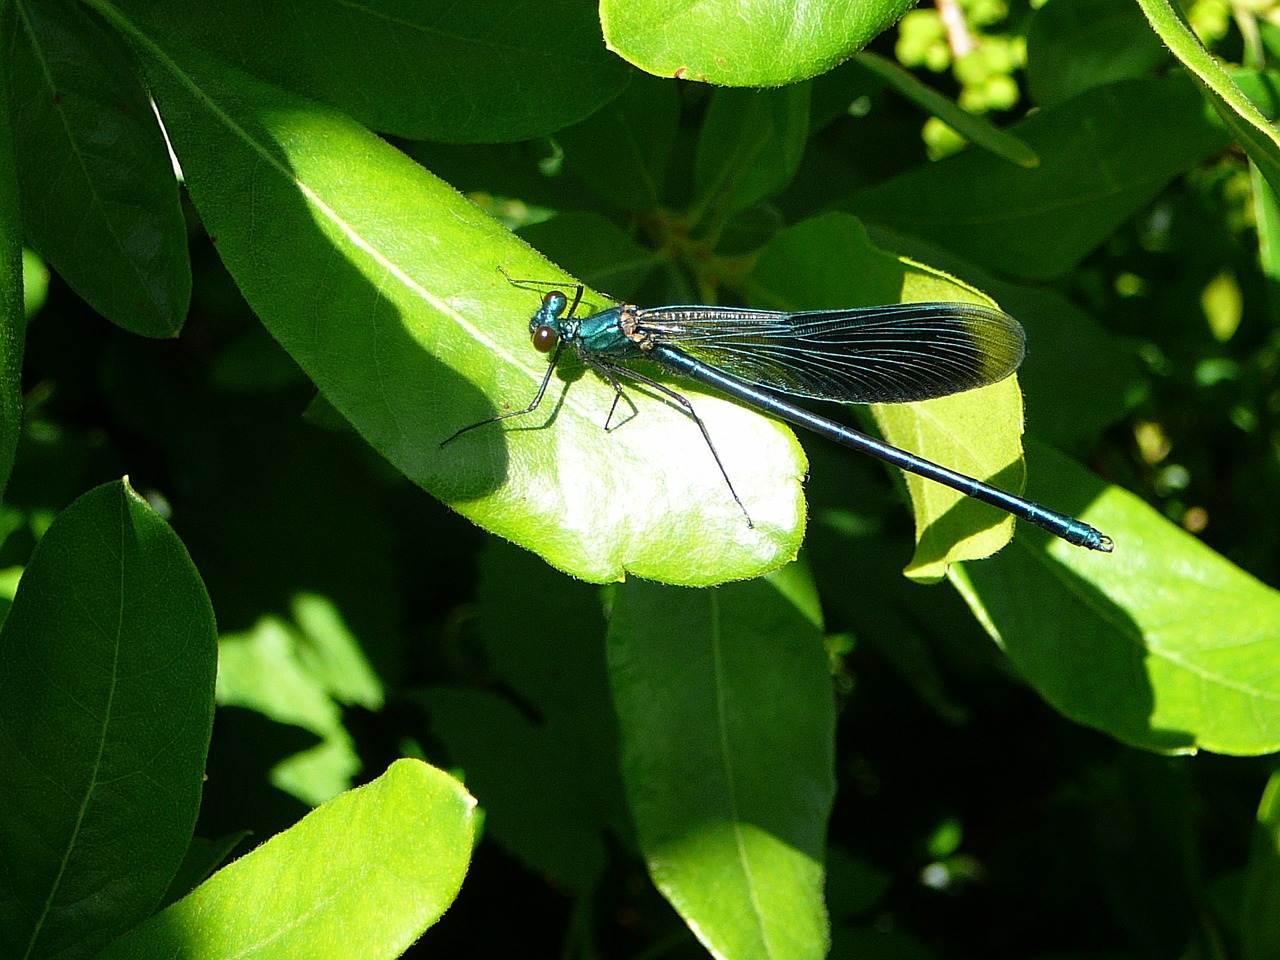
445,277 -> 1113,554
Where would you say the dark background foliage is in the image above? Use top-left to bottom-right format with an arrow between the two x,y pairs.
3,0 -> 1280,957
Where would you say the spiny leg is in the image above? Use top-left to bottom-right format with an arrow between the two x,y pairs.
594,364 -> 640,432
593,360 -> 754,528
497,267 -> 584,317
440,342 -> 564,446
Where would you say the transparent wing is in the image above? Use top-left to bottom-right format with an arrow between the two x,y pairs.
632,302 -> 1026,403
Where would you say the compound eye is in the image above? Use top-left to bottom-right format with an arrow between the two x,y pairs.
532,324 -> 559,353
540,290 -> 571,320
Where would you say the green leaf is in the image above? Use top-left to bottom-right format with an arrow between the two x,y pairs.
5,0 -> 189,336
1232,72 -> 1280,300
1025,0 -> 1168,106
883,384 -> 1025,580
607,569 -> 835,960
92,3 -> 806,586
557,72 -> 680,213
95,759 -> 477,960
1253,155 -> 1280,296
1134,0 -> 1280,198
693,85 -> 811,222
109,0 -> 630,143
217,598 -> 383,807
978,283 -> 1137,451
0,478 -> 217,960
840,74 -> 1231,280
856,223 -> 1141,448
418,540 -> 627,891
518,211 -> 662,299
0,13 -> 22,502
160,832 -> 253,909
746,213 -> 1024,572
1242,772 -> 1280,960
952,443 -> 1280,757
601,0 -> 917,86
1084,752 -> 1199,955
856,51 -> 1040,167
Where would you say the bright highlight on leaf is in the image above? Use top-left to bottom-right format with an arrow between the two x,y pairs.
89,2 -> 806,586
9,0 -> 1280,958
601,0 -> 918,86
95,760 -> 477,960
608,573 -> 835,960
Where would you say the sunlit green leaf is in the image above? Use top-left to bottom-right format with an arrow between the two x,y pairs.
608,569 -> 834,960
953,445 -> 1280,757
601,0 -> 916,86
93,4 -> 806,586
96,760 -> 477,960
747,213 -> 1024,572
1134,0 -> 1280,197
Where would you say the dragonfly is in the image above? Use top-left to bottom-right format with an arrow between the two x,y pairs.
442,271 -> 1114,553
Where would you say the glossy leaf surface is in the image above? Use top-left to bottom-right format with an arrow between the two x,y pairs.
953,444 -> 1280,757
96,760 -> 477,960
110,0 -> 630,142
608,568 -> 835,960
5,0 -> 188,336
0,479 -> 217,959
747,213 -> 1025,572
601,0 -> 916,86
94,5 -> 806,586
